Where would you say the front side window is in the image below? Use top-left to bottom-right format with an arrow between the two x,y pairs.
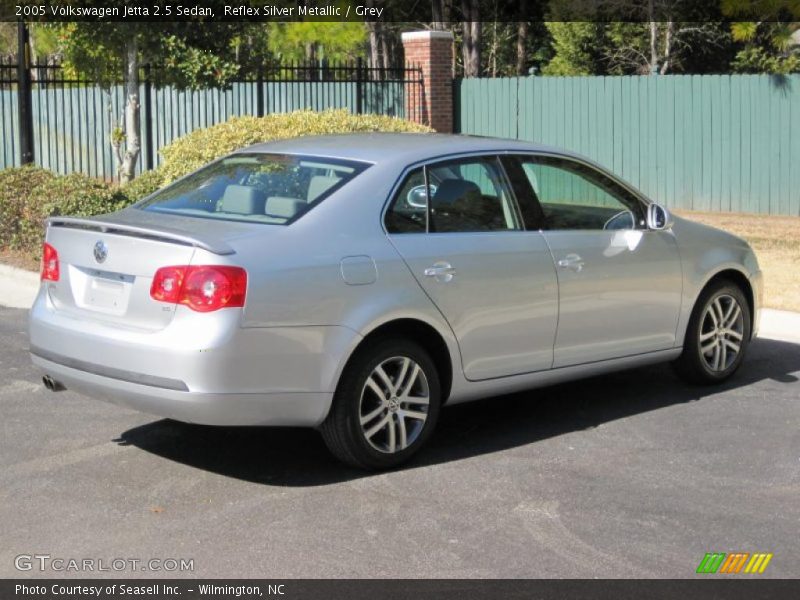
515,156 -> 645,231
136,153 -> 369,225
385,157 -> 521,234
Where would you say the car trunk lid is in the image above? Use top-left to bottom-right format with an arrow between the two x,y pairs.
43,210 -> 257,330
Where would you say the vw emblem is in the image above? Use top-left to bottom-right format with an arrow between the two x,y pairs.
93,240 -> 108,264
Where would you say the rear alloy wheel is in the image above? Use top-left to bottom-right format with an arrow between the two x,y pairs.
360,356 -> 431,454
321,339 -> 440,470
674,280 -> 751,385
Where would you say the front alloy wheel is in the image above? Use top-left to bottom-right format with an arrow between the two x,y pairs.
321,339 -> 441,470
674,280 -> 751,385
698,294 -> 745,373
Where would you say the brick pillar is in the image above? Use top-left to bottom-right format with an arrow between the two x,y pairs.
402,30 -> 454,133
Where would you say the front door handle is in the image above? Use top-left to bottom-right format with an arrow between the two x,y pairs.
424,261 -> 456,282
557,253 -> 584,272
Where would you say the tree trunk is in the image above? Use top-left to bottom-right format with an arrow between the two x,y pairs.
490,20 -> 498,77
516,19 -> 529,75
431,0 -> 447,30
366,0 -> 381,75
119,38 -> 140,184
461,0 -> 481,77
470,20 -> 482,77
460,20 -> 471,75
367,21 -> 380,70
305,42 -> 317,62
380,30 -> 390,70
647,0 -> 658,74
660,21 -> 674,75
649,21 -> 658,73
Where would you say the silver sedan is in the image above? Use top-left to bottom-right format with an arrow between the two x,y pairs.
29,134 -> 763,469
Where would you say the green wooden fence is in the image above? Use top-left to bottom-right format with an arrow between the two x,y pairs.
455,75 -> 800,216
0,81 -> 407,179
1,59 -> 419,180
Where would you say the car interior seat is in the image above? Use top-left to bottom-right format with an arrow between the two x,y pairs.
307,175 -> 340,202
431,179 -> 505,231
217,185 -> 267,215
265,196 -> 305,219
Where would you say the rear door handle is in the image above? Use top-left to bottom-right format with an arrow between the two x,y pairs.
424,262 -> 456,282
557,253 -> 584,272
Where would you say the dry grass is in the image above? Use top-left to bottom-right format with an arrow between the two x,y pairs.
675,210 -> 800,312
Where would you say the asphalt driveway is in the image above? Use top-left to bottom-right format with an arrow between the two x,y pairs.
1,305 -> 798,578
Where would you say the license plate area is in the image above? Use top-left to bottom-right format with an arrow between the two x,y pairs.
70,266 -> 134,316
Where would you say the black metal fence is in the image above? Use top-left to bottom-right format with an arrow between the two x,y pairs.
0,57 -> 425,179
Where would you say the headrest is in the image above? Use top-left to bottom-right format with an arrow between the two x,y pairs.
432,179 -> 482,206
218,185 -> 266,215
265,196 -> 304,219
307,175 -> 340,202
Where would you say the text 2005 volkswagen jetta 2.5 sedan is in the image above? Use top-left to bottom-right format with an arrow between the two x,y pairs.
30,134 -> 762,469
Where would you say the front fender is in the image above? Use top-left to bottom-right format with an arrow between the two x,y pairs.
672,217 -> 761,346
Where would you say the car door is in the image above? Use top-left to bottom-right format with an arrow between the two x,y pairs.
385,155 -> 558,381
509,154 -> 683,368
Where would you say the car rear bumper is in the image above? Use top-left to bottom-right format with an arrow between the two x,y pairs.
31,352 -> 334,427
29,287 -> 358,426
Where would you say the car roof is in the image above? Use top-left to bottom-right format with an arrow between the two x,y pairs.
237,133 -> 568,165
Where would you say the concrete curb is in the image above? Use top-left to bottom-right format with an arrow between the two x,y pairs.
0,262 -> 798,343
758,309 -> 800,344
0,264 -> 39,310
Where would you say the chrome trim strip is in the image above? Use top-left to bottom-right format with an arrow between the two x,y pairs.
30,346 -> 190,392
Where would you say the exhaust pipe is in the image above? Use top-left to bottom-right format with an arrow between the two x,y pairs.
42,375 -> 66,392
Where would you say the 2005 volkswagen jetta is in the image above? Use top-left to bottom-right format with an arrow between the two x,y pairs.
30,134 -> 762,469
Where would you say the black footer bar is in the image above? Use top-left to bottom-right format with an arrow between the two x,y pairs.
4,579 -> 800,600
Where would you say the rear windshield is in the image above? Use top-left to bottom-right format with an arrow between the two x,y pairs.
136,153 -> 369,225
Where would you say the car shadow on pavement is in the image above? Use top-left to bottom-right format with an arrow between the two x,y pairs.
114,336 -> 800,486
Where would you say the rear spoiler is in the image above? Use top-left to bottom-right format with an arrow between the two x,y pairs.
47,216 -> 236,256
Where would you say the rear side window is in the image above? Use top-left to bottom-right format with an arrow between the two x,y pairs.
385,168 -> 428,233
136,153 -> 369,225
385,157 -> 521,233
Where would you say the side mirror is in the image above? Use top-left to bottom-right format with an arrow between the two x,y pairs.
647,203 -> 673,231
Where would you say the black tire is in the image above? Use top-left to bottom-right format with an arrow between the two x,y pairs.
320,338 -> 441,470
673,279 -> 751,385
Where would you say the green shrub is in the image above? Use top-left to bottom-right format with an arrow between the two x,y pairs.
0,165 -> 57,250
158,109 -> 432,183
0,167 -> 127,252
121,167 -> 166,202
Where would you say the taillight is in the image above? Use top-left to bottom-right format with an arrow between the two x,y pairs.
41,242 -> 59,281
181,266 -> 247,312
150,266 -> 185,304
150,265 -> 247,312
